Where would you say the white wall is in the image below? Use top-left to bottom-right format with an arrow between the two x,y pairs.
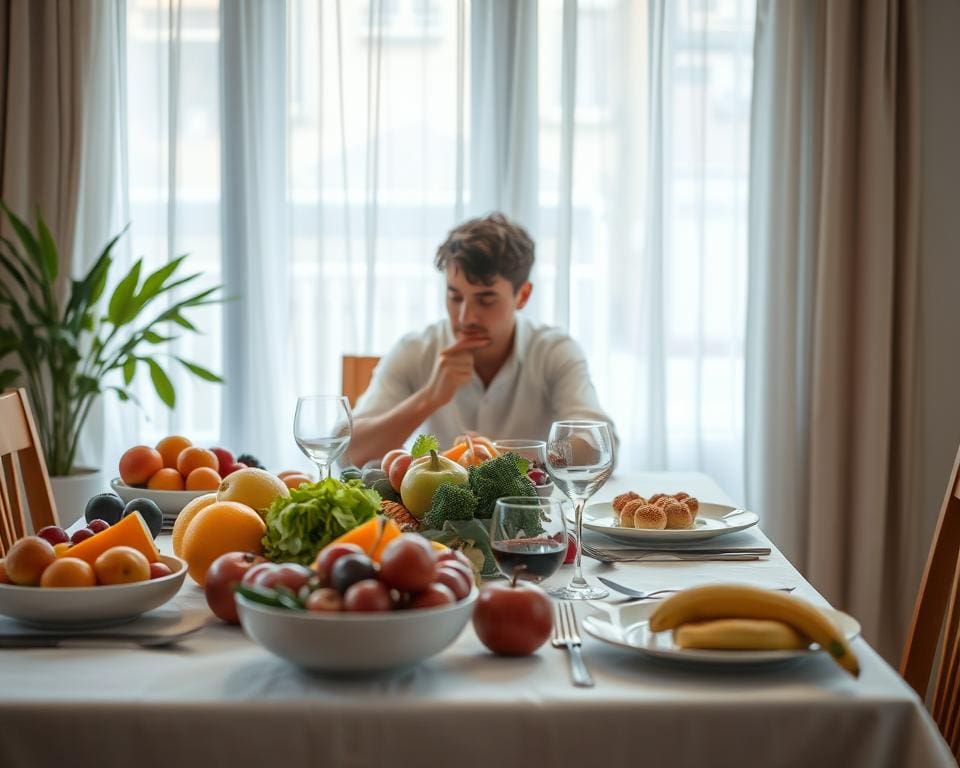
912,0 -> 960,590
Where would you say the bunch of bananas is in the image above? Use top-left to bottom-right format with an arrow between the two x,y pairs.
648,584 -> 860,677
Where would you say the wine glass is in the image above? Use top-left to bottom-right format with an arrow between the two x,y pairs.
491,439 -> 547,470
490,496 -> 567,583
545,420 -> 614,599
293,395 -> 353,480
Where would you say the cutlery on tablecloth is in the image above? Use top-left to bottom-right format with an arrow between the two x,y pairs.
596,577 -> 796,600
581,544 -> 770,563
552,600 -> 594,687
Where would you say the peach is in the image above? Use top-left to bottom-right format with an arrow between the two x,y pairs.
177,447 -> 219,476
40,557 -> 97,588
95,546 -> 151,585
155,435 -> 192,469
119,446 -> 164,486
185,467 -> 222,491
5,536 -> 56,585
281,473 -> 314,490
148,467 -> 186,491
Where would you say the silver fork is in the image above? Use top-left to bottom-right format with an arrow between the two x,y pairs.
552,600 -> 594,687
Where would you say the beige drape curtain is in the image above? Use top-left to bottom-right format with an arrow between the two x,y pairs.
0,0 -> 93,297
747,0 -> 920,661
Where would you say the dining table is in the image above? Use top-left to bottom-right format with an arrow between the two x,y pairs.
0,471 -> 954,768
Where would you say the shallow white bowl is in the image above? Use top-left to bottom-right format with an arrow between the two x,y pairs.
534,481 -> 556,499
237,586 -> 478,673
0,554 -> 187,630
110,477 -> 209,517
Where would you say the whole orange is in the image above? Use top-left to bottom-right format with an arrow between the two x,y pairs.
40,557 -> 97,588
172,493 -> 218,557
177,446 -> 219,476
119,446 -> 164,486
148,467 -> 186,491
95,546 -> 151,585
181,501 -> 266,586
185,466 -> 221,491
5,536 -> 56,585
155,435 -> 193,469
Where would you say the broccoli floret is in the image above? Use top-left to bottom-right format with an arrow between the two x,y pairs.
469,452 -> 537,519
423,483 -> 478,530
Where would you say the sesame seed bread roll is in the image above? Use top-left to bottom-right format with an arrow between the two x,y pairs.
633,503 -> 667,530
619,499 -> 644,527
673,492 -> 690,501
684,497 -> 699,518
613,491 -> 641,513
662,499 -> 693,529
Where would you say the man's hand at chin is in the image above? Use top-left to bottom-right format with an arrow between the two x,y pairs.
422,335 -> 489,409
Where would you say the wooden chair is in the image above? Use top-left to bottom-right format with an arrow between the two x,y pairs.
0,388 -> 58,554
341,355 -> 380,408
901,442 -> 960,754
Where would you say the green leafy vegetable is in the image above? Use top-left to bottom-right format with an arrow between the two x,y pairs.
419,518 -> 498,577
261,478 -> 380,565
411,433 -> 439,458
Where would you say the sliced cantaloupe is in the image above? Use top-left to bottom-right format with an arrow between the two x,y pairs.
442,442 -> 469,462
66,512 -> 159,566
323,516 -> 402,563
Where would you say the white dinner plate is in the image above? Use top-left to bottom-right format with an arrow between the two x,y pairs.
582,501 -> 759,544
582,600 -> 861,668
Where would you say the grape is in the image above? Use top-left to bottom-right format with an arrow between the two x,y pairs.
343,580 -> 392,612
305,588 -> 343,612
36,526 -> 69,546
87,519 -> 110,534
434,566 -> 471,600
70,528 -> 95,545
409,584 -> 456,610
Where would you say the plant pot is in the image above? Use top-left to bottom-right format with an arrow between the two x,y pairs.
49,468 -> 106,529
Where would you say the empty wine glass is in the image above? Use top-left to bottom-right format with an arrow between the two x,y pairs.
293,395 -> 353,480
491,439 -> 547,470
545,420 -> 614,600
490,496 -> 567,583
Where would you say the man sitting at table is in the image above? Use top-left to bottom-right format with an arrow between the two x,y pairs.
347,212 -> 616,467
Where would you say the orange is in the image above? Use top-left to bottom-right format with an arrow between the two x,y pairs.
0,559 -> 11,584
177,446 -> 219,476
40,557 -> 96,588
281,473 -> 313,490
148,467 -> 185,491
4,536 -> 56,585
119,445 -> 164,486
95,546 -> 151,585
172,493 -> 218,557
156,435 -> 193,469
181,501 -> 266,586
53,542 -> 72,558
185,467 -> 221,491
217,467 -> 288,511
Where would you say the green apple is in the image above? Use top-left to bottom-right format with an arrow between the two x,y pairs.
400,450 -> 469,518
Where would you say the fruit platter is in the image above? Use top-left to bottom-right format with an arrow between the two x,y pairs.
0,511 -> 186,629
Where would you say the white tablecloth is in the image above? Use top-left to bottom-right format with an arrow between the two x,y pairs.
0,472 -> 953,768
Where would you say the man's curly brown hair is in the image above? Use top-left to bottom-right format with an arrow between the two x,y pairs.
434,212 -> 535,292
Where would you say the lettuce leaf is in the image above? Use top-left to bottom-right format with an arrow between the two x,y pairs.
261,478 -> 380,565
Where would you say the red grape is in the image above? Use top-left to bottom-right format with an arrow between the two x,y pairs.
343,580 -> 392,611
87,519 -> 111,534
70,528 -> 95,545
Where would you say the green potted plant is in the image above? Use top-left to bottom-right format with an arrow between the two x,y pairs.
0,204 -> 224,524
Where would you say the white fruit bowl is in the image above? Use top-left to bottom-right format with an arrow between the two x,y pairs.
534,481 -> 556,499
0,554 -> 187,630
237,586 -> 478,673
110,477 -> 209,516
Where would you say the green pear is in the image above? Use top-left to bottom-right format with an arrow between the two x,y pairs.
400,450 -> 469,518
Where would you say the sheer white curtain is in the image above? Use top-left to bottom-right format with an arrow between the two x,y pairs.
102,0 -> 754,495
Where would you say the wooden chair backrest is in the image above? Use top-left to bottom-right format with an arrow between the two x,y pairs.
901,442 -> 960,754
341,355 -> 380,408
0,388 -> 58,554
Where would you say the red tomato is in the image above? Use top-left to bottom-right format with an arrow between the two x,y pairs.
388,454 -> 414,492
472,580 -> 553,655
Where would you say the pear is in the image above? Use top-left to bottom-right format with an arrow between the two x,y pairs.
400,450 -> 469,518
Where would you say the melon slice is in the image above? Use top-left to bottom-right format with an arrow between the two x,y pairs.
66,512 -> 159,566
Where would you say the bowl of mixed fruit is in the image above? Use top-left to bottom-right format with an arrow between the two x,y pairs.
234,533 -> 478,673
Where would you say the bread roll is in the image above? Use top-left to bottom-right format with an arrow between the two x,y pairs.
613,491 -> 641,513
618,499 -> 644,527
673,492 -> 690,501
684,497 -> 699,518
648,493 -> 668,505
632,503 -> 667,530
663,499 -> 693,529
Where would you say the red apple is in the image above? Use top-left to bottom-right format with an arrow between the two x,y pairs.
149,562 -> 173,580
381,449 -> 408,475
209,447 -> 235,469
379,535 -> 437,593
472,577 -> 553,655
204,552 -> 266,624
221,461 -> 247,477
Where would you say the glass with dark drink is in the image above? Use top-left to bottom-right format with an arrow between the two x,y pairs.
490,497 -> 567,583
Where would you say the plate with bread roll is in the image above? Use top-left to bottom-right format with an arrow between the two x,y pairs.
583,492 -> 759,544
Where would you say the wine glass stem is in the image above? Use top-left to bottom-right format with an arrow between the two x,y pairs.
316,461 -> 330,480
571,498 -> 588,589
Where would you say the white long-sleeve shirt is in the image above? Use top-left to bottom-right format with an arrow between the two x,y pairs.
353,316 -> 617,450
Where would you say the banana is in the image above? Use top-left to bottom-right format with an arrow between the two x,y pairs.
674,619 -> 809,651
649,584 -> 859,677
